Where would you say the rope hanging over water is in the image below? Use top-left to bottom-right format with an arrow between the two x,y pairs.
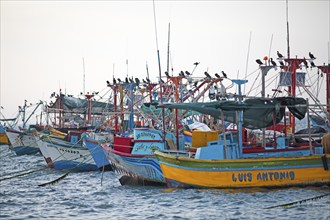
265,193 -> 330,209
0,167 -> 48,182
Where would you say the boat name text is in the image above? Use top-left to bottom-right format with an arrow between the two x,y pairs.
231,171 -> 295,182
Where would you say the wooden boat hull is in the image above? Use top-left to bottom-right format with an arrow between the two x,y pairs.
40,138 -> 97,171
155,151 -> 330,188
0,124 -> 9,145
101,144 -> 165,185
83,136 -> 112,170
5,129 -> 41,155
0,133 -> 9,145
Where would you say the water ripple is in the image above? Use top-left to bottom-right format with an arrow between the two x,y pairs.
1,146 -> 330,219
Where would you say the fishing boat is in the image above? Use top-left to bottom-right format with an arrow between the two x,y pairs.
83,134 -> 113,171
39,131 -> 98,171
99,72 -> 225,185
154,97 -> 329,188
5,127 -> 42,155
2,100 -> 44,155
101,128 -> 181,185
0,123 -> 10,145
154,150 -> 329,188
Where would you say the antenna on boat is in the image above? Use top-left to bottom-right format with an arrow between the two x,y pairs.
82,57 -> 86,94
167,23 -> 171,76
286,0 -> 290,58
126,59 -> 129,78
244,31 -> 252,94
268,34 -> 273,58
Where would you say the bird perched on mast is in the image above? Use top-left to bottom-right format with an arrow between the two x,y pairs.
270,58 -> 277,66
256,59 -> 263,65
221,71 -> 227,78
185,71 -> 191,76
204,71 -> 212,79
277,51 -> 284,59
309,52 -> 316,60
303,58 -> 309,68
179,71 -> 185,77
310,61 -> 316,68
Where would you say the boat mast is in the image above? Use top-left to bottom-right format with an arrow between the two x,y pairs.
166,22 -> 180,149
152,0 -> 166,144
167,23 -> 170,76
286,0 -> 290,59
113,65 -> 119,133
317,65 -> 330,124
19,100 -> 27,129
85,93 -> 94,126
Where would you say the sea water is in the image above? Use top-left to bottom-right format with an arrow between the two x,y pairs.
0,146 -> 329,220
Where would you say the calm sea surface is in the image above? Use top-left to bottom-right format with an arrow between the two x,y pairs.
1,145 -> 329,220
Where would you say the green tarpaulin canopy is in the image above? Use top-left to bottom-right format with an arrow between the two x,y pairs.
48,95 -> 114,115
160,97 -> 307,129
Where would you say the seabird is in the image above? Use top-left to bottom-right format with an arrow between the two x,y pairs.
193,62 -> 200,66
125,77 -> 129,84
112,78 -> 116,85
309,52 -> 316,60
179,71 -> 185,77
270,58 -> 277,66
277,51 -> 284,59
279,61 -> 285,66
146,77 -> 150,83
204,71 -> 212,79
256,59 -> 263,65
164,71 -> 170,77
310,61 -> 316,68
135,78 -> 140,84
185,71 -> 191,76
106,80 -> 110,86
215,73 -> 221,78
221,71 -> 227,78
303,59 -> 309,68
117,78 -> 122,83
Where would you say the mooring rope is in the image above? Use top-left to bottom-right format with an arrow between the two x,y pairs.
38,156 -> 94,187
0,166 -> 48,182
0,134 -> 95,183
37,134 -> 108,187
265,193 -> 330,209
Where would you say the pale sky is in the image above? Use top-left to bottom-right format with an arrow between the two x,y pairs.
0,0 -> 329,123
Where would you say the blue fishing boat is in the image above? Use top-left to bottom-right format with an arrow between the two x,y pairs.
83,134 -> 113,171
101,128 -> 183,185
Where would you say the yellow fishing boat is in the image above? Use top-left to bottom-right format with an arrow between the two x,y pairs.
155,151 -> 330,188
